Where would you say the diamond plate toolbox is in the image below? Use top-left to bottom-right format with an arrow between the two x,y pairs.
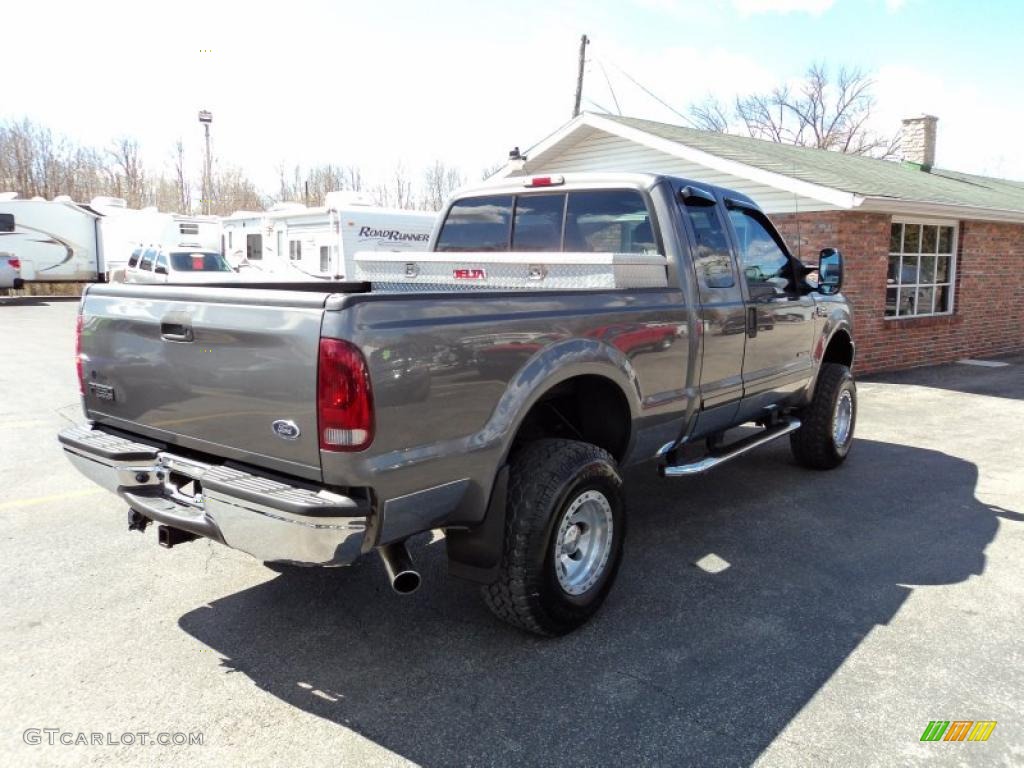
354,251 -> 669,292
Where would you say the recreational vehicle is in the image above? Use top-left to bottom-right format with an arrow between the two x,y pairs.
221,192 -> 435,280
0,193 -> 220,283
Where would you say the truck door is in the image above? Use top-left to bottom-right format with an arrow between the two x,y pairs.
724,202 -> 815,415
678,189 -> 747,433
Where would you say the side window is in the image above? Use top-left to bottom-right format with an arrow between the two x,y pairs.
727,208 -> 794,297
289,240 -> 302,261
246,233 -> 263,260
155,252 -> 168,272
682,200 -> 735,294
436,195 -> 513,252
512,193 -> 565,252
139,249 -> 154,271
128,249 -> 141,268
564,190 -> 659,254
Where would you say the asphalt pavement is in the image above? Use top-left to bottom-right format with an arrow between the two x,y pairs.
1,298 -> 1021,767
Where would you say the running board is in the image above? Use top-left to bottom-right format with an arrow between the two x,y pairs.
659,419 -> 801,478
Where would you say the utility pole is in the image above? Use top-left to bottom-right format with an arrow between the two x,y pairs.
198,110 -> 213,214
572,34 -> 589,119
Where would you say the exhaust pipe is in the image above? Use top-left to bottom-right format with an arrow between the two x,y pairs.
158,525 -> 200,549
377,542 -> 421,594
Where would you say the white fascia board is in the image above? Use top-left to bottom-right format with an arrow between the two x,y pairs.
584,114 -> 861,210
858,196 -> 1024,224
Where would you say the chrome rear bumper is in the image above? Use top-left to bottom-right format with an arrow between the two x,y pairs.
58,425 -> 368,566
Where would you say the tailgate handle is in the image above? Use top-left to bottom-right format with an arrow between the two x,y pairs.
160,321 -> 194,342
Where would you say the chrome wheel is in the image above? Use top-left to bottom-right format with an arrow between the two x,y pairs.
554,489 -> 614,596
833,389 -> 853,447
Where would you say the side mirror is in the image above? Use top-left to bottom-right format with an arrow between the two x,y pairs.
154,265 -> 168,275
817,248 -> 843,295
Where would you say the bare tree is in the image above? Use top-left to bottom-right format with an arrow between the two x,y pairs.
273,163 -> 366,206
207,166 -> 266,215
689,64 -> 900,158
342,165 -> 363,192
371,163 -> 416,209
174,140 -> 191,213
480,162 -> 505,181
108,137 -> 147,207
689,97 -> 731,134
421,160 -> 464,211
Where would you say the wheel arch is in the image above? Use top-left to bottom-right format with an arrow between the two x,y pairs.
447,339 -> 639,583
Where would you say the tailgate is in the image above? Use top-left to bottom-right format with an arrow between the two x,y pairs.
79,284 -> 333,480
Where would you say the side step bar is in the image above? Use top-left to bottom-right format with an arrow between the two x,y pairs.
660,419 -> 801,477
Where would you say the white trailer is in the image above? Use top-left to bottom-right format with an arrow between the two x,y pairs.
221,192 -> 435,280
0,193 -> 220,282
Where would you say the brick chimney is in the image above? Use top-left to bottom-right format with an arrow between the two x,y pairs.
901,115 -> 938,169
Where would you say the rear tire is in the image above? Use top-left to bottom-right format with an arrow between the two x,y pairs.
481,439 -> 625,636
790,363 -> 856,470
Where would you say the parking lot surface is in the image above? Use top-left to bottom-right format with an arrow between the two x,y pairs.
1,298 -> 1021,767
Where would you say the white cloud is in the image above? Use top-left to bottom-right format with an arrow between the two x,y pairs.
884,0 -> 907,11
732,0 -> 835,15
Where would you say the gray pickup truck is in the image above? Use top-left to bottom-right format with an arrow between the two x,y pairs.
59,172 -> 855,636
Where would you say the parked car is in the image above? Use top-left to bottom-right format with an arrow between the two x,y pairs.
0,252 -> 24,290
125,246 -> 239,284
60,172 -> 856,636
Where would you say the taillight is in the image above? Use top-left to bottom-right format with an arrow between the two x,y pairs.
317,338 -> 374,451
74,314 -> 85,395
7,257 -> 20,270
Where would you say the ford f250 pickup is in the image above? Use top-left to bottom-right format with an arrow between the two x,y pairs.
59,173 -> 856,636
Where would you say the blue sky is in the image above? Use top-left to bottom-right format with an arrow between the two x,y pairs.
5,0 -> 1023,195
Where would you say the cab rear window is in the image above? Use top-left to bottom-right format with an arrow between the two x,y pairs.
435,195 -> 513,252
436,189 -> 659,254
170,252 -> 232,272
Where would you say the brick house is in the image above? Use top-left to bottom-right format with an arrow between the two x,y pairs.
494,113 -> 1024,373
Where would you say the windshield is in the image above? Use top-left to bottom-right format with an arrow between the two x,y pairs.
169,252 -> 233,272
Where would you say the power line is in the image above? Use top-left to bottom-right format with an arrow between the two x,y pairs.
583,98 -> 614,115
599,61 -> 622,116
601,58 -> 700,129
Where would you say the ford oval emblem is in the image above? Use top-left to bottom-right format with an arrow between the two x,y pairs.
272,420 -> 301,440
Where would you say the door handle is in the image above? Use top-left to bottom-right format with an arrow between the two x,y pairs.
160,320 -> 193,342
747,307 -> 758,338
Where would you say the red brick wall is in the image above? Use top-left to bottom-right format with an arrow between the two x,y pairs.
771,211 -> 1024,374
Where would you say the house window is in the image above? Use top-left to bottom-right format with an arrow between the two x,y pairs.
289,240 -> 302,261
886,220 -> 956,318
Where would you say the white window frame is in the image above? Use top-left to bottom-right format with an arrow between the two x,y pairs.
289,240 -> 302,261
885,216 -> 958,320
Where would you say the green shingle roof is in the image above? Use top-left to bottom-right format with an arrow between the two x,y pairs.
601,114 -> 1024,215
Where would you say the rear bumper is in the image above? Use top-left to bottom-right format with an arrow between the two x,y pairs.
58,424 -> 368,566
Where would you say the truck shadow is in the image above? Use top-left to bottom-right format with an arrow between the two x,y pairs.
178,439 -> 1015,766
